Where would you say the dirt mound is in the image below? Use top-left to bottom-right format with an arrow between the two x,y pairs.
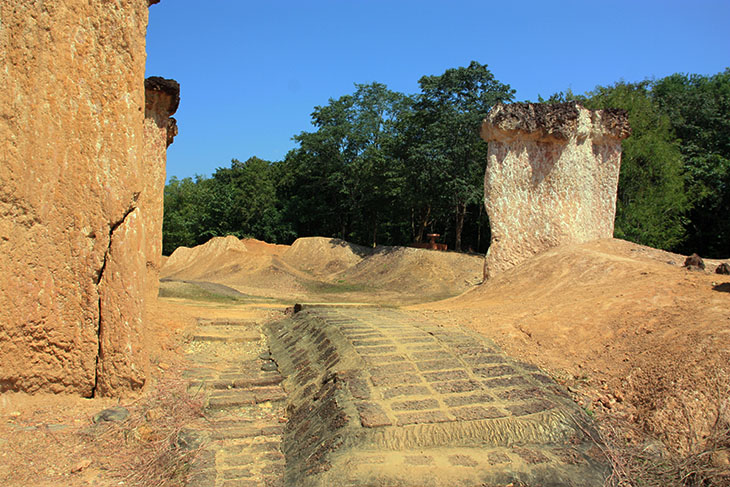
239,237 -> 290,256
342,246 -> 483,296
161,236 -> 484,303
282,237 -> 371,276
161,236 -> 303,298
281,237 -> 482,296
162,236 -> 248,279
418,238 -> 730,453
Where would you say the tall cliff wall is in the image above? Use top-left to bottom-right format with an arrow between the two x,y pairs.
481,103 -> 630,279
0,0 -> 163,396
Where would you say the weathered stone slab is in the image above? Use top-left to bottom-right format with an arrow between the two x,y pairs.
266,306 -> 609,486
481,102 -> 630,278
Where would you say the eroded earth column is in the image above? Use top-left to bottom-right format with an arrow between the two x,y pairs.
143,77 -> 179,305
0,0 -> 169,396
480,103 -> 630,279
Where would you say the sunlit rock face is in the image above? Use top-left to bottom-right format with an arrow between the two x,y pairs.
481,103 -> 631,279
143,77 -> 179,305
0,1 -> 171,396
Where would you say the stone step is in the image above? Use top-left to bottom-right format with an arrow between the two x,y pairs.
209,423 -> 285,441
265,306 -> 610,487
191,331 -> 260,343
184,314 -> 288,487
197,319 -> 258,327
188,373 -> 283,392
206,386 -> 287,412
334,446 -> 606,487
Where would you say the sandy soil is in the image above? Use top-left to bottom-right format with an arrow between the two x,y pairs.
162,236 -> 483,304
0,298 -> 279,487
3,235 -> 728,485
414,238 -> 730,454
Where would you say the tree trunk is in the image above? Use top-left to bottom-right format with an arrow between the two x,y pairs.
476,204 -> 482,253
416,206 -> 431,243
455,201 -> 466,252
411,208 -> 415,242
372,217 -> 378,248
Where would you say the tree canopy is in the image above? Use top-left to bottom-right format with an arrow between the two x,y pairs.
164,65 -> 730,258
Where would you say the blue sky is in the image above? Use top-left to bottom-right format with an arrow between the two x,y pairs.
145,0 -> 730,181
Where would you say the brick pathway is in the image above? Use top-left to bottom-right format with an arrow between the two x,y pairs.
266,305 -> 608,486
183,318 -> 288,487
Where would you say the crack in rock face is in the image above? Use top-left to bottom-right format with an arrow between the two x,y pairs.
480,103 -> 630,279
92,200 -> 140,397
1,0 -> 178,397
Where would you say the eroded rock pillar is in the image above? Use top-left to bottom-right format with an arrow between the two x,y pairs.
143,77 -> 179,303
480,103 -> 630,279
0,1 -> 166,396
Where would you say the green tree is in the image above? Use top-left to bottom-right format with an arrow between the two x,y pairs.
211,157 -> 292,243
281,83 -> 412,246
652,69 -> 730,256
162,175 -> 211,254
583,81 -> 689,250
414,61 -> 515,251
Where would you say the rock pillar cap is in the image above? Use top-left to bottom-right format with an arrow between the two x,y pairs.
481,102 -> 631,143
144,76 -> 180,116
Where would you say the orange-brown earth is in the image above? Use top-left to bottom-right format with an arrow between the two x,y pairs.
415,238 -> 730,455
2,235 -> 728,485
161,236 -> 484,303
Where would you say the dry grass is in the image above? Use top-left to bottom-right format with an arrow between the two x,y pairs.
83,377 -> 205,487
597,374 -> 730,487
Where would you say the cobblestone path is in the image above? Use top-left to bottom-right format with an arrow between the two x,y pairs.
183,317 -> 288,487
266,305 -> 608,487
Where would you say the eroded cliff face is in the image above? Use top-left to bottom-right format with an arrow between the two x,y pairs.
0,0 -> 159,396
481,103 -> 630,279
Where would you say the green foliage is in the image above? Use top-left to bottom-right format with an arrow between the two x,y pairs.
412,61 -> 515,250
162,175 -> 210,254
280,82 -> 413,246
162,158 -> 294,254
652,69 -> 730,256
536,87 -> 585,104
163,66 -> 729,258
210,156 -> 293,244
583,81 -> 689,250
277,63 -> 513,251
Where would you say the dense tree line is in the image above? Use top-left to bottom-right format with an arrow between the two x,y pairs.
164,65 -> 729,258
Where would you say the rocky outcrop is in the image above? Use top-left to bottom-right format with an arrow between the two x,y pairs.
0,1 -> 169,396
143,77 -> 180,304
684,253 -> 706,271
481,103 -> 630,279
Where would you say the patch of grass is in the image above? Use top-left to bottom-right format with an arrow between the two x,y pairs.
159,286 -> 241,303
302,280 -> 372,294
158,281 -> 272,304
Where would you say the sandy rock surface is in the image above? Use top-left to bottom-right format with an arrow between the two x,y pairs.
481,103 -> 630,279
0,1 -> 166,396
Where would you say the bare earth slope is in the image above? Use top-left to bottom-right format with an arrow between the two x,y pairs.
162,236 -> 484,303
161,236 -> 304,298
340,245 -> 483,296
281,237 -> 371,277
417,238 -> 730,453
